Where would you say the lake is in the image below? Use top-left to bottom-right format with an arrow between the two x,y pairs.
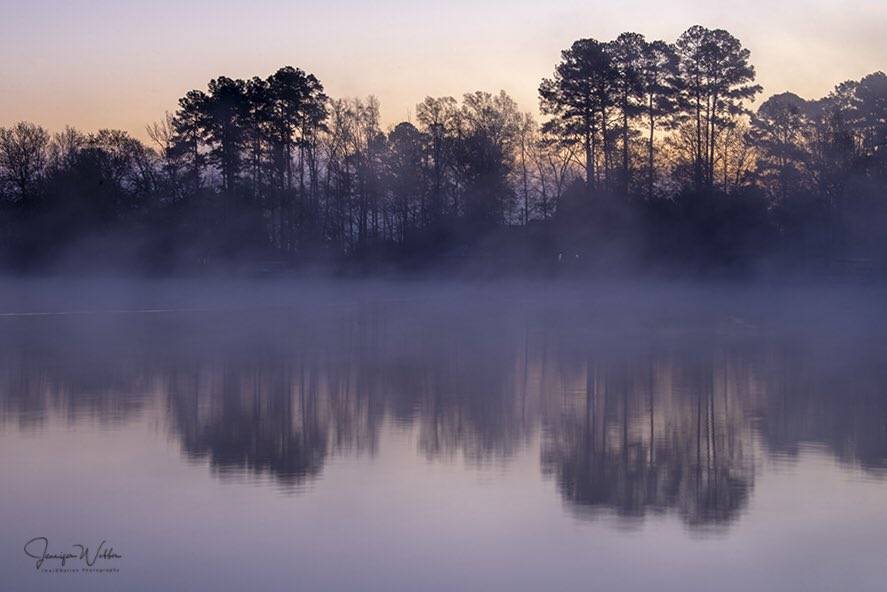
1,280 -> 886,591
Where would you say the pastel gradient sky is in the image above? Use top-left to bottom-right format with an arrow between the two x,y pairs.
2,0 -> 885,139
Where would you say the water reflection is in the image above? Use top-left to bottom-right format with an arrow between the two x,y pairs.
1,300 -> 885,528
167,363 -> 329,488
539,352 -> 755,528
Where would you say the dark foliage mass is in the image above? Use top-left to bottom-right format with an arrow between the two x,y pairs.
1,26 -> 886,277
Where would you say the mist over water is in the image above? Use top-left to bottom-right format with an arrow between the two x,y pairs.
0,279 -> 886,590
2,0 -> 886,587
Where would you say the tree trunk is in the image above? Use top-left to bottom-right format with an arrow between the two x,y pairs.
648,96 -> 655,199
622,99 -> 630,194
584,120 -> 594,189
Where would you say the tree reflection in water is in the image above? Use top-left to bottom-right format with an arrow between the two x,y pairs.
0,298 -> 885,527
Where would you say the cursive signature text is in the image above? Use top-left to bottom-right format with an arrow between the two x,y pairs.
24,537 -> 122,570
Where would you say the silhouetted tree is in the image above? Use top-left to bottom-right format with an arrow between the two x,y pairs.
853,71 -> 887,174
416,96 -> 458,226
147,113 -> 181,198
454,91 -> 520,231
0,122 -> 50,202
171,90 -> 209,194
540,39 -> 617,189
638,40 -> 680,198
3,47 -> 887,276
203,76 -> 249,193
674,26 -> 761,188
750,92 -> 810,200
529,131 -> 580,219
515,113 -> 536,225
607,33 -> 646,192
385,122 -> 426,242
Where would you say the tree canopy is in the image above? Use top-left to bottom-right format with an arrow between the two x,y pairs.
2,28 -> 887,277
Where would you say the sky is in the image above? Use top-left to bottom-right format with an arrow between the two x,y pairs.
1,0 -> 885,141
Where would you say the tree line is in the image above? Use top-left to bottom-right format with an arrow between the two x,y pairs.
1,25 -> 886,274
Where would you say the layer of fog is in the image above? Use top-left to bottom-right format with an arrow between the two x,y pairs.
0,276 -> 884,338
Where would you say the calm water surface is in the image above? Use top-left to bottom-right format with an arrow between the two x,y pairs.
1,282 -> 886,591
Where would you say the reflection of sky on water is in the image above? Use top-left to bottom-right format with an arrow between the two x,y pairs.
1,288 -> 886,591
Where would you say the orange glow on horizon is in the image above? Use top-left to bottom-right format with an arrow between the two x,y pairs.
1,0 -> 884,140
